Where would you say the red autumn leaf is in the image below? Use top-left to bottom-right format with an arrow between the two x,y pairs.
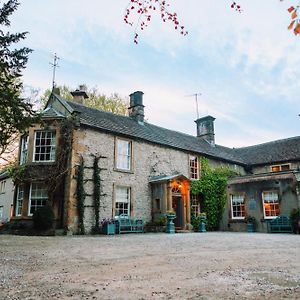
288,20 -> 295,30
288,6 -> 295,13
294,23 -> 300,35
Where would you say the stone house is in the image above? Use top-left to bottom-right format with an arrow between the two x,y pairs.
10,88 -> 300,233
0,171 -> 14,225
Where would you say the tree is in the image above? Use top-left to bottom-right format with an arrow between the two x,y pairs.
125,0 -> 300,43
41,85 -> 129,116
0,0 -> 38,160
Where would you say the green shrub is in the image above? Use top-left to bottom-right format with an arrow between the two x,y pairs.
290,208 -> 300,221
154,217 -> 166,226
33,206 -> 54,230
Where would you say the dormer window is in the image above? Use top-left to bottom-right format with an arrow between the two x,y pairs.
271,164 -> 290,172
33,131 -> 56,162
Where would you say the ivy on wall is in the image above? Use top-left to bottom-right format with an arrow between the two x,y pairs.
191,158 -> 237,231
76,156 -> 85,235
93,156 -> 100,229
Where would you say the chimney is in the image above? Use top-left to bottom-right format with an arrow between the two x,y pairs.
128,91 -> 144,124
195,115 -> 216,146
71,85 -> 88,104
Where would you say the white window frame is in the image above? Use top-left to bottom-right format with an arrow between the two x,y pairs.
262,191 -> 280,219
115,186 -> 131,218
271,164 -> 291,172
230,194 -> 246,219
0,180 -> 6,194
33,131 -> 56,162
28,183 -> 48,216
191,194 -> 200,217
189,155 -> 199,180
20,135 -> 29,165
15,185 -> 24,216
115,138 -> 132,171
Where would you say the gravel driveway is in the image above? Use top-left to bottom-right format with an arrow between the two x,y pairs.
0,232 -> 299,299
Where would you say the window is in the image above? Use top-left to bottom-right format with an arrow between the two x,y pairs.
191,194 -> 200,217
20,135 -> 29,164
0,180 -> 6,194
231,194 -> 245,219
271,164 -> 290,172
189,155 -> 199,180
115,186 -> 131,217
33,131 -> 56,162
28,183 -> 48,216
262,191 -> 280,219
116,139 -> 132,171
15,185 -> 24,216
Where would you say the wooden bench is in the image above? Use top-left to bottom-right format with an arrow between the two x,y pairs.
115,214 -> 144,234
267,215 -> 292,233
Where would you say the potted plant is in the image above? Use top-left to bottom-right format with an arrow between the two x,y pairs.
245,215 -> 256,232
101,218 -> 115,235
290,208 -> 300,234
198,212 -> 207,233
165,210 -> 176,234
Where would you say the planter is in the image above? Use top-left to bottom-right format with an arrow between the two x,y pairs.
198,220 -> 206,233
166,214 -> 176,234
246,222 -> 255,233
102,223 -> 115,235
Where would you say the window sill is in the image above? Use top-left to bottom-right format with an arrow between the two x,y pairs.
228,219 -> 246,223
113,168 -> 134,174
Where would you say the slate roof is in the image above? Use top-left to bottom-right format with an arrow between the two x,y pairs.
232,136 -> 300,165
149,174 -> 190,183
64,100 -> 245,164
42,106 -> 65,119
46,94 -> 300,166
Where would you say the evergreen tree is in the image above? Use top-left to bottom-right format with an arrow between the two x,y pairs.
0,0 -> 37,158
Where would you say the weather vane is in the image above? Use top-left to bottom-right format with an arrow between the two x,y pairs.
50,53 -> 60,89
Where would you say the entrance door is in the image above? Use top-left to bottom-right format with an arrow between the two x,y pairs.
172,195 -> 183,228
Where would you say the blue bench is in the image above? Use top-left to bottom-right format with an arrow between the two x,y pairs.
115,214 -> 144,234
267,215 -> 292,233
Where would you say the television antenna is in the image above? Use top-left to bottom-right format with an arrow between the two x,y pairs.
185,93 -> 201,119
50,53 -> 60,89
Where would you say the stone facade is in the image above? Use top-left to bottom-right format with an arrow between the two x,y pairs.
0,174 -> 14,224
66,127 -> 194,232
10,89 -> 300,234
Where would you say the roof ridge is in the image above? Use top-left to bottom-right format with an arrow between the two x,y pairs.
234,136 -> 300,150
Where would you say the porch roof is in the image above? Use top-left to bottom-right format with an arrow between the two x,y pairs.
149,173 -> 190,183
228,171 -> 297,185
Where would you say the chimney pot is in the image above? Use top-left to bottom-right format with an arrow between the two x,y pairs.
71,85 -> 88,104
195,115 -> 215,146
128,91 -> 145,123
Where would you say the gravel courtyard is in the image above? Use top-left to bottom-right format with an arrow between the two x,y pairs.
0,232 -> 299,300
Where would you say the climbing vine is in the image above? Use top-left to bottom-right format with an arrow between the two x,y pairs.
93,156 -> 101,229
191,158 -> 237,231
76,156 -> 85,235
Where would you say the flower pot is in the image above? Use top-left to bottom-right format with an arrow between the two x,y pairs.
102,223 -> 115,235
198,221 -> 206,232
166,214 -> 176,234
247,222 -> 255,233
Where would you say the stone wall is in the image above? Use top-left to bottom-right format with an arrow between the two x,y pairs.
221,177 -> 299,233
66,127 -> 192,233
0,177 -> 14,223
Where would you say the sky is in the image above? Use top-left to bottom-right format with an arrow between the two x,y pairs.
9,0 -> 300,148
